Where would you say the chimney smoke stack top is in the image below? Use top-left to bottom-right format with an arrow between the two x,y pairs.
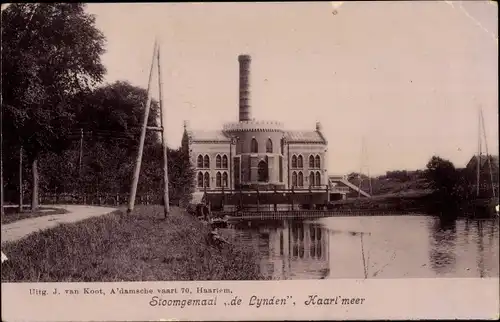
238,54 -> 252,122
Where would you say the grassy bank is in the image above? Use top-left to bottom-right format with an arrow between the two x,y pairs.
1,206 -> 264,282
1,207 -> 69,225
331,190 -> 433,212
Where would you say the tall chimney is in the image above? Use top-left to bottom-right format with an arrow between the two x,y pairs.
238,54 -> 252,122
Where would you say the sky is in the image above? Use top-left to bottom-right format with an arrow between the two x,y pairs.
84,1 -> 498,176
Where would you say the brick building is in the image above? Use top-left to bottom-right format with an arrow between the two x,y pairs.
182,55 -> 329,196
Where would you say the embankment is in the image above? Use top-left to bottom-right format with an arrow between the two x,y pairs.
1,206 -> 264,282
331,190 -> 433,212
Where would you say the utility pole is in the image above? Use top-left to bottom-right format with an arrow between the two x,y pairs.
157,44 -> 170,218
476,108 -> 481,197
78,128 -> 83,177
127,40 -> 161,214
0,93 -> 4,216
19,146 -> 23,212
358,136 -> 372,198
479,107 -> 496,198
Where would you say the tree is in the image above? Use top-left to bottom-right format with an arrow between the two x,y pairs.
71,81 -> 194,205
424,156 -> 462,217
75,81 -> 159,145
2,4 -> 106,211
425,156 -> 458,195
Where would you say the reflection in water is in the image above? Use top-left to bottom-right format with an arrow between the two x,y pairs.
428,219 -> 457,275
226,215 -> 499,279
477,221 -> 485,278
227,220 -> 330,279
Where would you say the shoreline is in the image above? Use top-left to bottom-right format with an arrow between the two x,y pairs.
1,206 -> 265,283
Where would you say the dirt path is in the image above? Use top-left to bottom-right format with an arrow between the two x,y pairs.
1,205 -> 117,244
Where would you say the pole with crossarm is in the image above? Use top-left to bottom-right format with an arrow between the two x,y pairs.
127,40 -> 158,213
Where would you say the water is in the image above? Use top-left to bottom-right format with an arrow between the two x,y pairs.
221,215 -> 500,279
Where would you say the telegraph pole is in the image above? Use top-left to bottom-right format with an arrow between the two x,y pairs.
127,40 -> 158,213
0,93 -> 4,216
476,108 -> 481,197
127,40 -> 171,215
479,107 -> 496,198
157,44 -> 170,217
19,146 -> 23,212
78,128 -> 83,177
358,136 -> 372,198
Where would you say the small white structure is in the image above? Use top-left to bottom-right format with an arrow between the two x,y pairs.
1,251 -> 8,263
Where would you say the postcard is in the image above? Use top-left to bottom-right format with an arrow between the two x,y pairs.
1,1 -> 499,321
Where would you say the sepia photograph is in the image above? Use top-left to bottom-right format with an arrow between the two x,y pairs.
0,1 -> 499,320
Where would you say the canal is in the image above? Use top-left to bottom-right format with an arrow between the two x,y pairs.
220,215 -> 500,279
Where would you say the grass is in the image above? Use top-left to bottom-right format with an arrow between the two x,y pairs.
1,206 -> 69,225
1,205 -> 265,282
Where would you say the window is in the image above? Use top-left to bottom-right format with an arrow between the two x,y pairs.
216,155 -> 222,168
280,138 -> 285,155
298,171 -> 304,187
315,155 -> 321,168
204,172 -> 210,188
222,172 -> 228,187
251,138 -> 258,153
197,172 -> 204,187
309,172 -> 315,187
297,155 -> 303,168
234,157 -> 240,186
197,155 -> 203,168
309,155 -> 315,168
315,171 -> 321,187
258,160 -> 268,182
266,138 -> 273,153
292,155 -> 297,168
203,155 -> 210,168
216,172 -> 222,187
292,171 -> 297,187
222,155 -> 228,168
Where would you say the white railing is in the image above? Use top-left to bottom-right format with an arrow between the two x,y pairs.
223,120 -> 284,132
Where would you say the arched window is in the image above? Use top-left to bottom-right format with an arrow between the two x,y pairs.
197,172 -> 204,187
266,138 -> 273,153
222,172 -> 228,187
309,171 -> 315,187
251,138 -> 258,153
315,155 -> 321,168
315,171 -> 321,187
216,172 -> 222,187
197,155 -> 203,168
257,160 -> 268,182
203,155 -> 210,168
297,155 -> 303,168
204,172 -> 210,188
298,171 -> 304,187
292,155 -> 297,168
292,171 -> 297,187
309,155 -> 315,168
222,155 -> 228,168
216,155 -> 222,168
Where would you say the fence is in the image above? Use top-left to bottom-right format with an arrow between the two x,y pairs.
39,192 -> 164,207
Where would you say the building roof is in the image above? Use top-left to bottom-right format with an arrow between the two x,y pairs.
466,155 -> 499,169
187,128 -> 327,144
189,130 -> 231,143
284,130 -> 326,144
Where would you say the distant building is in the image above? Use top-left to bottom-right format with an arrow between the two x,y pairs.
465,154 -> 499,196
182,55 -> 328,194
